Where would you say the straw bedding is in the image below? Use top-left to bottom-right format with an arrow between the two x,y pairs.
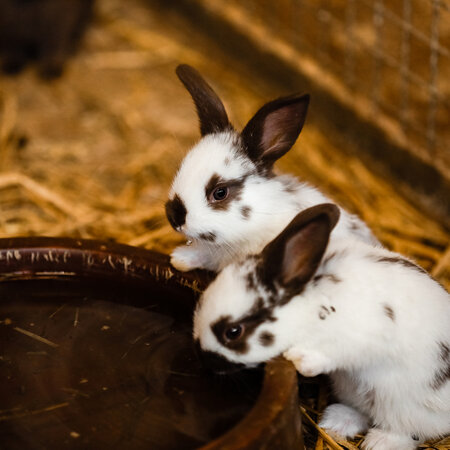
0,0 -> 448,448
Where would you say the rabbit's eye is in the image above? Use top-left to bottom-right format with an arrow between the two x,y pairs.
212,186 -> 229,201
224,324 -> 243,341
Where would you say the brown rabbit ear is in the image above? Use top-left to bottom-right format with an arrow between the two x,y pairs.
241,94 -> 310,169
176,64 -> 231,136
259,204 -> 339,298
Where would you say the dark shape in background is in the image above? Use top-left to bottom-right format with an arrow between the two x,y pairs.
0,0 -> 94,78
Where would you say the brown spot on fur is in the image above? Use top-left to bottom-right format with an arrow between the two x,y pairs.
281,178 -> 298,194
376,256 -> 427,274
430,342 -> 450,390
323,251 -> 338,266
255,297 -> 265,311
350,219 -> 361,231
383,304 -> 395,321
246,272 -> 256,291
313,273 -> 342,285
284,186 -> 297,194
259,331 -> 275,346
319,305 -> 330,320
267,294 -> 278,306
330,306 -> 336,312
204,173 -> 246,211
241,205 -> 252,219
199,232 -> 216,242
431,365 -> 450,390
440,342 -> 450,361
326,274 -> 341,284
375,255 -> 447,291
224,157 -> 230,166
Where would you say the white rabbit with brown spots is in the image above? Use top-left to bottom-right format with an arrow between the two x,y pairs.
193,204 -> 450,450
165,65 -> 377,272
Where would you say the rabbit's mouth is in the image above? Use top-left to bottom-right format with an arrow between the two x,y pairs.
183,230 -> 218,244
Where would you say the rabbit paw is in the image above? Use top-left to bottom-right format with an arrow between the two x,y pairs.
170,246 -> 204,272
362,428 -> 417,450
283,348 -> 332,377
319,403 -> 369,438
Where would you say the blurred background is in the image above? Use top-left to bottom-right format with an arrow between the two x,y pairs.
0,1 -> 449,448
0,0 -> 448,288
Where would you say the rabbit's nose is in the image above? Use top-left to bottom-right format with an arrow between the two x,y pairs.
165,195 -> 187,231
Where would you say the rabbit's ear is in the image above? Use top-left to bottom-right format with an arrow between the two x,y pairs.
260,204 -> 339,294
241,94 -> 310,169
176,64 -> 231,136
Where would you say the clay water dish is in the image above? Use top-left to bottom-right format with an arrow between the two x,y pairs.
0,237 -> 303,449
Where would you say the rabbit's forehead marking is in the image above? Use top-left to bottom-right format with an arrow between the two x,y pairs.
240,258 -> 278,300
197,263 -> 259,322
242,258 -> 289,306
170,132 -> 254,203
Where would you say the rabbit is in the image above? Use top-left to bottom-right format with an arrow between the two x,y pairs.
0,0 -> 94,79
193,203 -> 450,450
165,64 -> 378,272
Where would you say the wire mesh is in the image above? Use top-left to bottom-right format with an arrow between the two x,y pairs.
230,0 -> 450,175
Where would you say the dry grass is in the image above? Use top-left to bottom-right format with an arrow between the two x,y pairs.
299,377 -> 450,449
0,0 -> 448,448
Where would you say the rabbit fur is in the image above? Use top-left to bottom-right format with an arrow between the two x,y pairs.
165,64 -> 378,272
193,204 -> 450,449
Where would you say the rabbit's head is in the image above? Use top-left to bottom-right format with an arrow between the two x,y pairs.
193,204 -> 340,366
165,64 -> 310,245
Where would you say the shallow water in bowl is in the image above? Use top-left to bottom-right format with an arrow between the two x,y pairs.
0,279 -> 263,449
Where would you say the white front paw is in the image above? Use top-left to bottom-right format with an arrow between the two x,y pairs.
283,348 -> 332,377
319,403 -> 369,438
362,428 -> 417,450
170,246 -> 203,272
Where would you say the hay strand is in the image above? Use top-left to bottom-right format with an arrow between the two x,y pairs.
13,327 -> 59,348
